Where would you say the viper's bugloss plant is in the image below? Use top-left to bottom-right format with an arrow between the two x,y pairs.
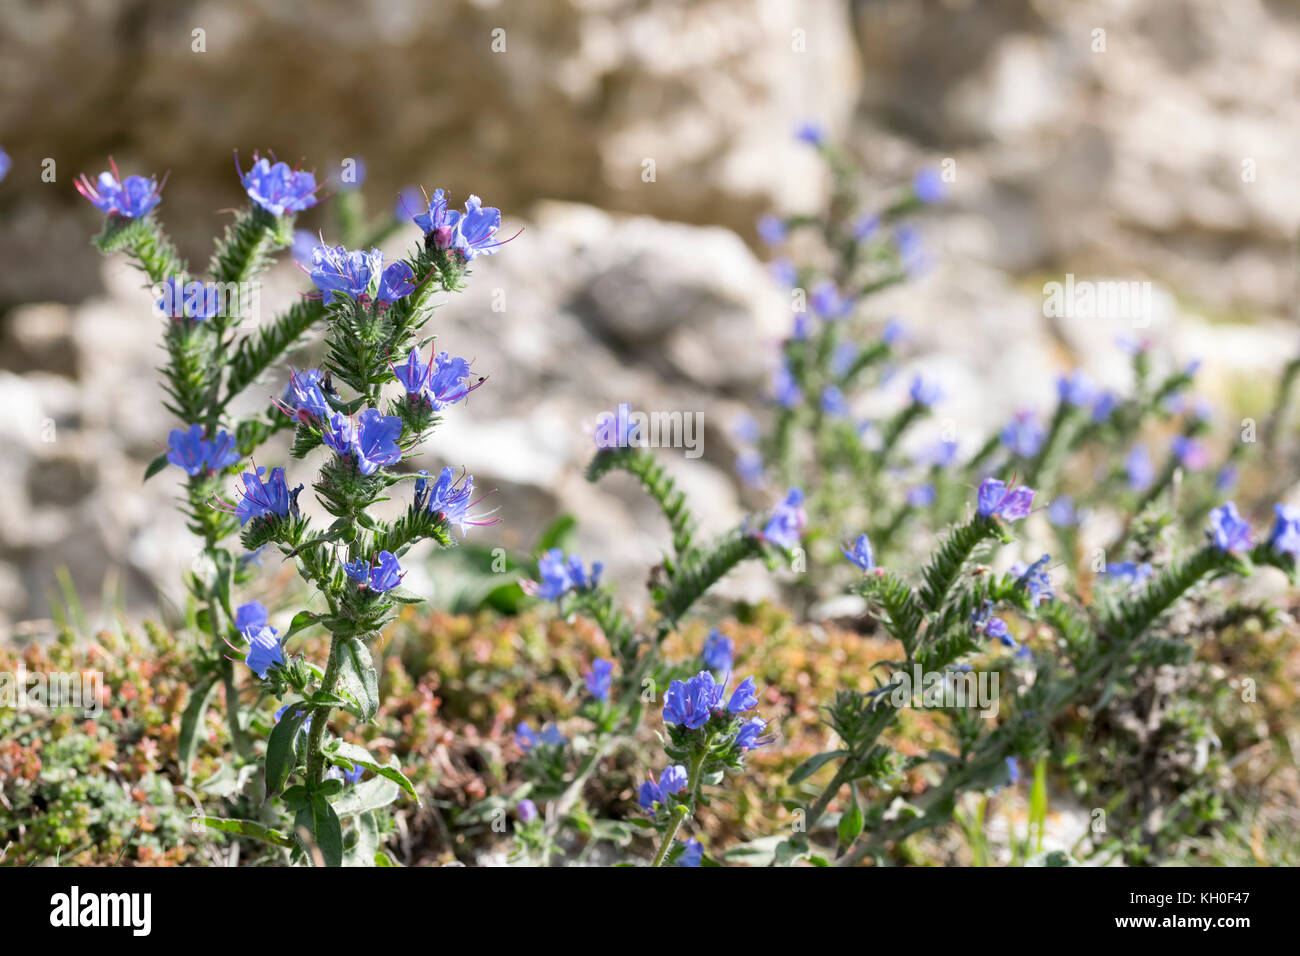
499,411 -> 808,865
737,129 -> 1299,605
81,152 -> 508,865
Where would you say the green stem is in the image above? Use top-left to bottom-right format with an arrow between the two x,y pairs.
304,636 -> 345,786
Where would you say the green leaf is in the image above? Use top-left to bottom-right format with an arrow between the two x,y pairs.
837,786 -> 864,850
177,676 -> 219,782
335,637 -> 380,721
535,514 -> 577,554
296,793 -> 344,867
144,452 -> 170,483
332,776 -> 400,816
788,749 -> 849,785
264,705 -> 309,798
283,610 -> 323,641
199,816 -> 295,848
384,586 -> 426,605
325,740 -> 420,805
722,835 -> 786,866
346,811 -> 381,867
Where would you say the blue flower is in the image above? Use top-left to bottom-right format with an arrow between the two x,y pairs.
310,244 -> 383,304
326,763 -> 365,785
727,676 -> 758,715
663,671 -> 723,729
515,723 -> 538,751
909,375 -> 944,408
234,601 -> 268,633
427,352 -> 474,409
882,318 -> 905,346
1000,410 -> 1043,458
1104,561 -> 1153,585
1091,390 -> 1119,422
395,186 -> 425,224
912,167 -> 946,204
413,188 -> 455,243
375,261 -> 416,305
278,367 -> 331,424
273,703 -> 307,725
323,410 -> 404,475
531,549 -> 574,601
639,765 -> 688,810
734,717 -> 771,751
1010,555 -> 1053,607
1208,502 -> 1253,553
677,838 -> 704,867
907,484 -> 936,508
516,722 -> 565,753
291,230 -> 318,265
421,466 -> 494,535
794,121 -> 825,146
0,147 -> 10,182
343,551 -> 404,593
167,424 -> 239,476
238,154 -> 319,216
811,281 -> 852,320
659,765 -> 688,797
735,450 -> 764,489
894,225 -> 928,274
395,347 -> 475,410
757,214 -> 787,245
843,533 -> 876,573
977,478 -> 1034,521
528,549 -> 601,600
1047,496 -> 1077,527
772,362 -> 802,408
1126,444 -> 1154,491
391,346 -> 431,397
228,466 -> 299,526
1172,435 -> 1208,471
768,257 -> 798,286
242,624 -> 283,679
75,161 -> 164,218
918,439 -> 958,469
157,277 -> 221,322
449,194 -> 504,260
1267,504 -> 1300,559
971,601 -> 1015,648
701,631 -> 734,673
760,488 -> 806,550
1056,370 -> 1096,407
1216,465 -> 1238,492
821,385 -> 849,418
1005,757 -> 1020,786
584,659 -> 614,702
517,799 -> 538,823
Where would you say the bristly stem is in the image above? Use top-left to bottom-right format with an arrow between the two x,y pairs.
587,447 -> 696,557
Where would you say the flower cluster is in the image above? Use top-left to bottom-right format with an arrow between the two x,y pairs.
322,409 -> 404,475
75,160 -> 165,218
413,190 -> 507,260
524,549 -> 604,601
166,425 -> 239,477
392,346 -> 476,410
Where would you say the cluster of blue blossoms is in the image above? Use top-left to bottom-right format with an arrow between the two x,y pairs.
525,549 -> 604,601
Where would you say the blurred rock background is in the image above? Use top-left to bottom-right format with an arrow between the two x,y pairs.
1,0 -> 1298,632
